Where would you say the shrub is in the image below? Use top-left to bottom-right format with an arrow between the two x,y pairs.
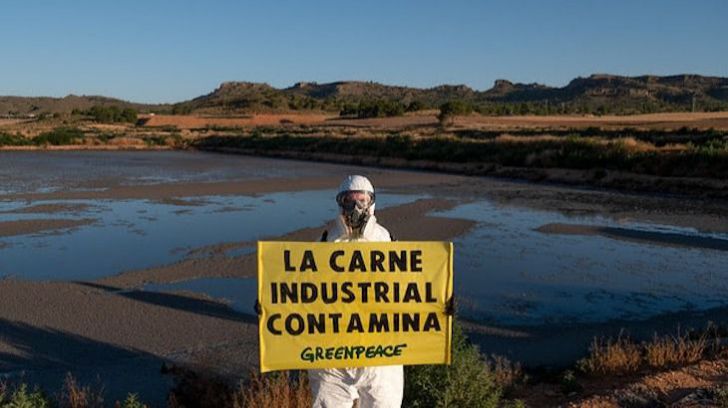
34,127 -> 85,145
339,100 -> 406,118
403,321 -> 502,407
438,101 -> 473,125
714,385 -> 728,407
84,106 -> 137,123
119,393 -> 147,408
406,100 -> 425,112
0,132 -> 32,146
0,383 -> 50,408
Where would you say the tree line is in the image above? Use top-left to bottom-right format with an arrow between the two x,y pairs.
73,105 -> 138,123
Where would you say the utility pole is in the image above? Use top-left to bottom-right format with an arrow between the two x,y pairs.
692,94 -> 697,113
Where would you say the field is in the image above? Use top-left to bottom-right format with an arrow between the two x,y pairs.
135,111 -> 728,130
140,113 -> 334,128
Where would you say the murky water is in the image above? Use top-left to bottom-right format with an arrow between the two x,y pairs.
433,202 -> 728,325
2,151 -> 728,327
142,201 -> 728,327
0,191 -> 423,280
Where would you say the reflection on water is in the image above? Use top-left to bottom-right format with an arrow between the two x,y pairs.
0,190 -> 423,280
0,151 -> 342,195
432,201 -> 728,325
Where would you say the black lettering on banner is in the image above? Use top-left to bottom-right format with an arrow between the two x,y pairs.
402,313 -> 419,332
267,314 -> 282,335
403,282 -> 422,303
425,282 -> 437,302
369,313 -> 389,332
347,313 -> 364,332
301,282 -> 317,303
349,250 -> 366,272
286,314 -> 305,335
321,283 -> 337,304
308,314 -> 325,334
284,250 -> 295,272
374,282 -> 389,303
341,282 -> 355,303
280,282 -> 298,303
357,282 -> 371,302
370,250 -> 385,272
330,313 -> 342,333
410,250 -> 423,272
330,250 -> 345,272
423,312 -> 441,331
271,283 -> 278,304
300,250 -> 318,272
389,250 -> 407,271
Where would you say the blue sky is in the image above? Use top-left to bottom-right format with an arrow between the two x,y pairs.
1,0 -> 726,103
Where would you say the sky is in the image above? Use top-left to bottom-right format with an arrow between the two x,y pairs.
1,0 -> 726,103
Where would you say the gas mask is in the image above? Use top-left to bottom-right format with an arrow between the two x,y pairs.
337,191 -> 374,233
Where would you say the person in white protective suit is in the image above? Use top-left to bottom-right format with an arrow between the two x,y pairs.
308,174 -> 403,408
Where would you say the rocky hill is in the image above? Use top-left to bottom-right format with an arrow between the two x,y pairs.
3,74 -> 727,116
181,74 -> 728,114
0,95 -> 165,117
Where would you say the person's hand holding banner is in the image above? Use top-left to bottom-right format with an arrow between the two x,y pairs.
257,241 -> 454,372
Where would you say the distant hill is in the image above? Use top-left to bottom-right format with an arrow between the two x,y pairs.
0,95 -> 164,117
180,74 -> 728,115
3,74 -> 728,116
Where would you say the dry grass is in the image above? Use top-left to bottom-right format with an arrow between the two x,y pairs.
487,355 -> 524,391
58,374 -> 105,408
578,332 -> 642,374
143,114 -> 332,129
456,111 -> 728,130
644,330 -> 712,368
233,371 -> 311,408
578,328 -> 720,375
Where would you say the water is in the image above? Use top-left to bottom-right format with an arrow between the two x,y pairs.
2,151 -> 728,327
0,191 -> 423,280
433,201 -> 728,325
134,199 -> 728,328
0,150 -> 357,194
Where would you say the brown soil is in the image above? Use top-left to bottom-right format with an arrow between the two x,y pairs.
519,357 -> 728,407
140,111 -> 728,131
0,203 -> 92,215
0,218 -> 96,237
0,119 -> 30,127
456,111 -> 728,130
142,113 -> 333,129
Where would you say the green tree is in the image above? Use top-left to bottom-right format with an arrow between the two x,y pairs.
438,101 -> 473,125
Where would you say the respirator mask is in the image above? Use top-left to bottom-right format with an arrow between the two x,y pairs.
336,190 -> 374,232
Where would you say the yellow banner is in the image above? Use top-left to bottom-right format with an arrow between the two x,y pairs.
257,241 -> 453,372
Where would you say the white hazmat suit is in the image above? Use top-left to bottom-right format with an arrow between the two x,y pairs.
308,175 -> 404,408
